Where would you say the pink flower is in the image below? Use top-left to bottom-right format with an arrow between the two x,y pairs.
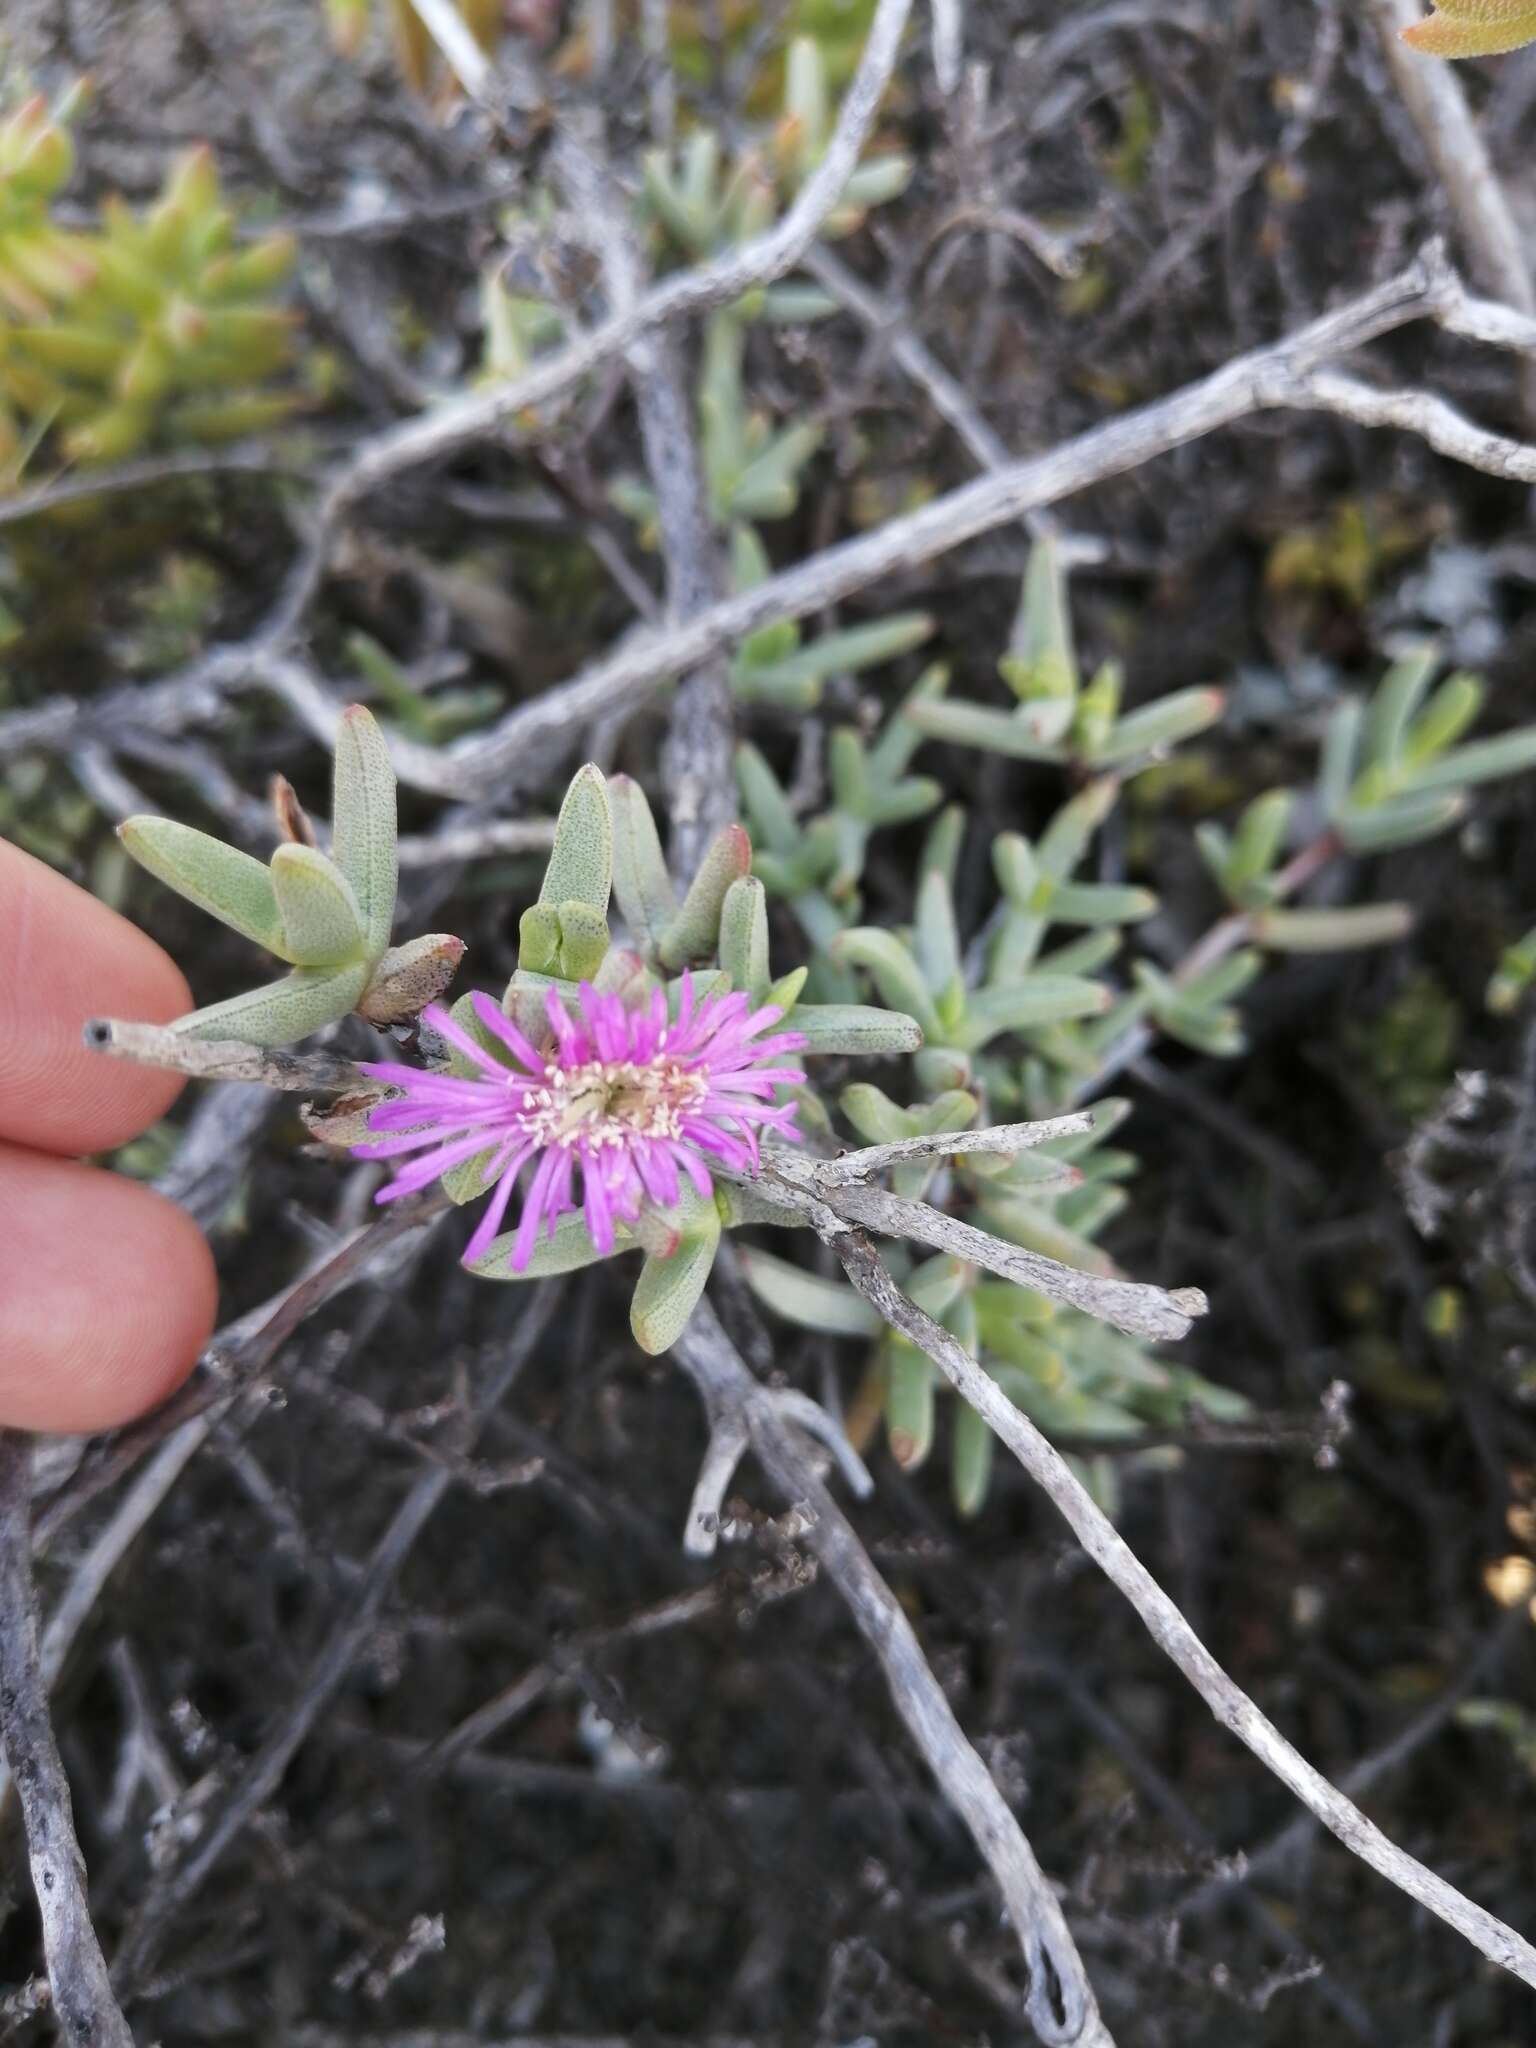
356,975 -> 807,1269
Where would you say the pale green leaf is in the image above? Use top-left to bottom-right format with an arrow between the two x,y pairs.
330,704 -> 398,958
119,816 -> 289,957
270,844 -> 366,966
539,762 -> 612,916
170,962 -> 370,1045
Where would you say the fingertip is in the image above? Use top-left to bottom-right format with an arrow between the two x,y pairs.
0,1145 -> 217,1432
0,836 -> 193,1154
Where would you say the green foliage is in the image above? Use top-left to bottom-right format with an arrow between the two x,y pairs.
640,34 -> 911,262
0,95 -> 297,485
902,537 -> 1226,770
1319,644 -> 1536,852
1488,925 -> 1536,1014
119,706 -> 462,1042
438,761 -> 923,1353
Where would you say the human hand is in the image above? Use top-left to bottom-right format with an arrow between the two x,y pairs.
0,837 -> 217,1431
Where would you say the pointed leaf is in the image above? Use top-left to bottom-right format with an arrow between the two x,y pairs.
1036,776 -> 1119,882
1363,644 -> 1440,769
792,1003 -> 924,1055
737,1245 -> 882,1336
119,816 -> 289,957
886,1342 -> 935,1470
1093,687 -> 1225,766
171,963 -> 370,1045
951,1397 -> 995,1518
913,869 -> 962,996
631,1199 -> 722,1355
1336,790 -> 1466,850
719,875 -> 771,1000
905,696 -> 1065,761
829,928 -> 940,1036
1047,882 -> 1158,926
330,704 -> 398,958
270,843 -> 366,966
1409,725 -> 1536,794
1003,536 -> 1078,708
960,977 -> 1109,1049
539,763 -> 612,916
659,825 -> 753,968
839,1083 -> 919,1145
608,773 -> 676,955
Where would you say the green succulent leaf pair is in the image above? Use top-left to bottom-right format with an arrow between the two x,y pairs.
120,705 -> 462,1043
902,538 -> 1226,771
640,35 -> 911,262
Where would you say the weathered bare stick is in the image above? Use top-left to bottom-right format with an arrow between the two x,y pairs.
5,254 -> 1534,801
84,1018 -> 370,1093
744,1150 -> 1205,1342
815,1112 -> 1093,1185
396,816 -> 557,865
0,1434 -> 136,2048
347,246 -> 1536,800
829,1233 -> 1536,1990
560,123 -> 736,878
673,1298 -> 1112,2048
1273,367 -> 1536,480
323,0 -> 916,526
1367,0 -> 1535,319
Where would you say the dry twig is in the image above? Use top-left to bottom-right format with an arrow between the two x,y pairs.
0,1434 -> 135,2048
827,1235 -> 1536,1990
672,1299 -> 1112,2048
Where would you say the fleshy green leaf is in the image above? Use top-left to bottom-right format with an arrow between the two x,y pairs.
269,843 -> 366,966
886,1342 -> 935,1469
330,704 -> 398,959
959,977 -> 1109,1049
829,929 -> 940,1037
118,816 -> 289,957
630,1198 -> 722,1355
1251,903 -> 1413,952
608,773 -> 676,955
539,763 -> 612,916
170,962 -> 370,1044
792,1002 -> 924,1055
737,1244 -> 882,1336
951,1397 -> 995,1518
1093,687 -> 1225,766
659,824 -> 753,969
719,875 -> 770,1000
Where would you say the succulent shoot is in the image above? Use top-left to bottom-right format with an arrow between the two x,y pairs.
119,706 -> 462,1044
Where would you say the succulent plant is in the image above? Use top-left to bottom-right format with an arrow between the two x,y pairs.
1400,1 -> 1536,57
903,537 -> 1227,770
119,706 -> 462,1043
333,761 -> 922,1356
640,34 -> 911,263
0,97 -> 296,485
